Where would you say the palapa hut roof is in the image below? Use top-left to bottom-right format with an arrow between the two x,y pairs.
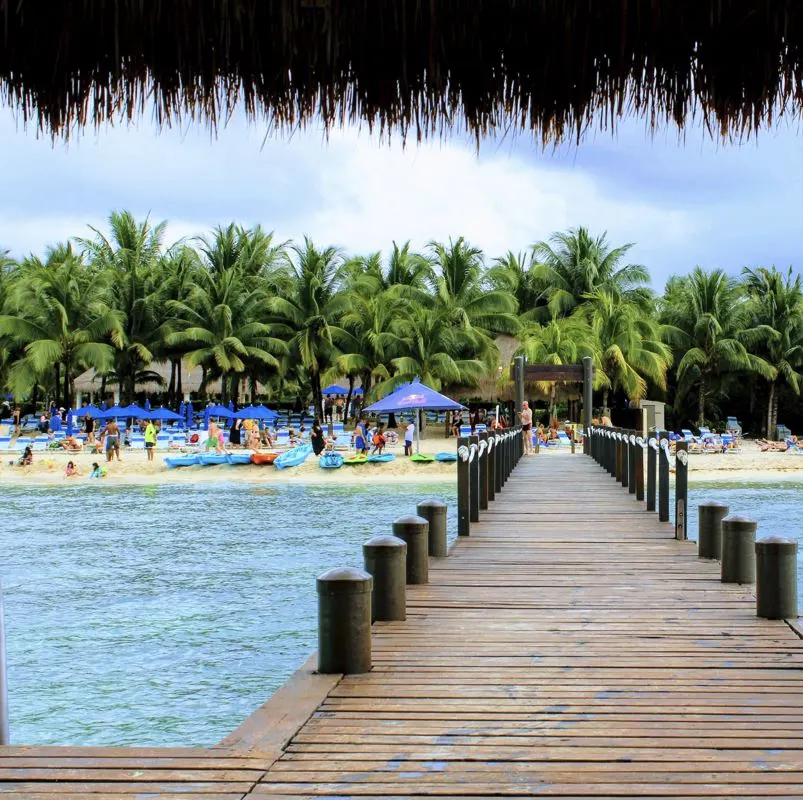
2,2 -> 802,142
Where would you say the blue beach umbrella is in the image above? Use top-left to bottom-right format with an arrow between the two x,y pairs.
98,404 -> 127,418
233,405 -> 278,420
322,384 -> 349,395
185,401 -> 194,428
76,404 -> 103,418
228,399 -> 235,412
121,404 -> 148,418
179,400 -> 185,418
100,400 -> 107,410
66,409 -> 73,436
147,407 -> 183,422
364,378 -> 466,454
205,404 -> 234,418
144,398 -> 151,411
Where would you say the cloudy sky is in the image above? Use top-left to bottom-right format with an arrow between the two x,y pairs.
2,109 -> 802,290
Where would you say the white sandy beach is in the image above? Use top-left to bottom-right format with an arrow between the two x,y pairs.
3,437 -> 803,486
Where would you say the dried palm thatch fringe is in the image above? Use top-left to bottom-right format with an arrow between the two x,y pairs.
1,1 -> 802,142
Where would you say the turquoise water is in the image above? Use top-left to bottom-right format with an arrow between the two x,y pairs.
683,480 -> 803,596
0,482 -> 456,747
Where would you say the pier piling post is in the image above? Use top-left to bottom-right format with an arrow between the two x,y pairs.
756,537 -> 798,619
635,436 -> 645,502
646,429 -> 657,512
620,431 -> 629,488
317,567 -> 373,674
721,516 -> 757,584
698,502 -> 729,559
628,432 -> 637,495
457,437 -> 470,536
495,431 -> 503,493
417,499 -> 448,557
469,435 -> 480,522
658,431 -> 670,523
674,441 -> 688,540
393,515 -> 430,584
478,432 -> 489,510
615,432 -> 624,484
487,432 -> 496,502
363,536 -> 407,622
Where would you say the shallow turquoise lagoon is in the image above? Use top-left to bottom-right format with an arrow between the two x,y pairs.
1,482 -> 456,747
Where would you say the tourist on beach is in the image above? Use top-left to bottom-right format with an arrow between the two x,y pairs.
324,398 -> 333,424
101,419 -> 121,462
12,405 -> 20,437
89,462 -> 107,479
144,419 -> 157,461
229,418 -> 243,448
451,412 -> 463,438
59,435 -> 83,451
249,425 -> 261,450
520,400 -> 533,455
372,423 -> 387,455
64,460 -> 79,478
206,421 -> 224,453
404,419 -> 415,456
310,418 -> 325,455
83,413 -> 96,444
353,418 -> 368,454
18,445 -> 32,467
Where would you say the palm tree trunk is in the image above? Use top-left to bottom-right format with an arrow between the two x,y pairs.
54,364 -> 60,408
176,359 -> 183,403
100,374 -> 107,405
344,376 -> 355,427
697,377 -> 706,426
63,360 -> 72,409
167,361 -> 176,406
311,371 -> 324,421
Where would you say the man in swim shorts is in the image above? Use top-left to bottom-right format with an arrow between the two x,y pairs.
353,418 -> 368,454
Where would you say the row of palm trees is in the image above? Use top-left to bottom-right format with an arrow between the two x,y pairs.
0,212 -> 801,434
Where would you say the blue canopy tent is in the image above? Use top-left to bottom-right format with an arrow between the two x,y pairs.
185,401 -> 194,428
363,378 -> 465,454
121,404 -> 149,418
322,384 -> 349,395
144,398 -> 151,411
147,407 -> 183,422
228,400 -> 235,412
97,404 -> 128,418
65,409 -> 73,436
76,404 -> 103,418
204,404 -> 233,429
233,405 -> 278,420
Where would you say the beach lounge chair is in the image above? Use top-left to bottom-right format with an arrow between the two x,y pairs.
459,425 -> 472,437
681,429 -> 696,443
786,438 -> 803,453
0,435 -> 11,451
276,430 -> 290,447
32,435 -> 50,451
556,431 -> 572,446
725,416 -> 742,436
156,432 -> 170,449
130,434 -> 145,449
698,426 -> 711,437
14,437 -> 31,452
721,433 -> 741,453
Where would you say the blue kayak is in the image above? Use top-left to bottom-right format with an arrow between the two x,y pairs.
319,452 -> 344,469
275,443 -> 313,470
367,453 -> 395,463
198,452 -> 229,466
226,453 -> 253,465
164,454 -> 199,468
435,452 -> 458,462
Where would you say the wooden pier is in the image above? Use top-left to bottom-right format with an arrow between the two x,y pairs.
2,452 -> 802,798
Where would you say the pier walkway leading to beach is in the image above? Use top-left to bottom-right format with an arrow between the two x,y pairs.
2,452 -> 802,798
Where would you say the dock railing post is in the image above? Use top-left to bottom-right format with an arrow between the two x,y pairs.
363,536 -> 407,621
615,431 -> 624,483
658,431 -> 670,522
392,515 -> 430,584
478,432 -> 489,511
605,429 -> 614,475
635,434 -> 645,502
756,536 -> 798,619
487,432 -> 496,502
457,436 -> 471,536
469,435 -> 480,522
417,499 -> 448,558
628,431 -> 637,495
317,567 -> 373,674
494,430 -> 503,493
721,516 -> 757,583
646,429 -> 657,512
674,441 -> 688,540
582,355 -> 592,455
620,431 -> 628,488
0,585 -> 8,745
698,502 -> 729,559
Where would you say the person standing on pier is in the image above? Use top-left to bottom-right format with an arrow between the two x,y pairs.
520,400 -> 533,455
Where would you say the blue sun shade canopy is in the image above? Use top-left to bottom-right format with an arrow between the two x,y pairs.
363,378 -> 465,413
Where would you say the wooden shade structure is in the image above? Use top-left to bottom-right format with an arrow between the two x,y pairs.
2,2 -> 802,141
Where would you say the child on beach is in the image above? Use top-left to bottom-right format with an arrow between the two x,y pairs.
372,424 -> 387,455
17,446 -> 32,467
89,462 -> 107,479
64,460 -> 80,477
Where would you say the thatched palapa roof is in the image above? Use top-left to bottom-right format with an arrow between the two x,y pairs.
2,2 -> 802,141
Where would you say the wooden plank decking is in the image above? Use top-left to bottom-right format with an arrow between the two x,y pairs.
2,452 -> 802,798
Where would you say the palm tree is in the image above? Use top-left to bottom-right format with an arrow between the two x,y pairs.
583,288 -> 673,410
79,211 -> 166,403
167,265 -> 286,404
742,266 -> 803,436
517,314 -> 597,421
268,237 -> 346,420
0,244 -> 119,407
661,267 -> 774,425
531,227 -> 651,319
487,250 -> 543,321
